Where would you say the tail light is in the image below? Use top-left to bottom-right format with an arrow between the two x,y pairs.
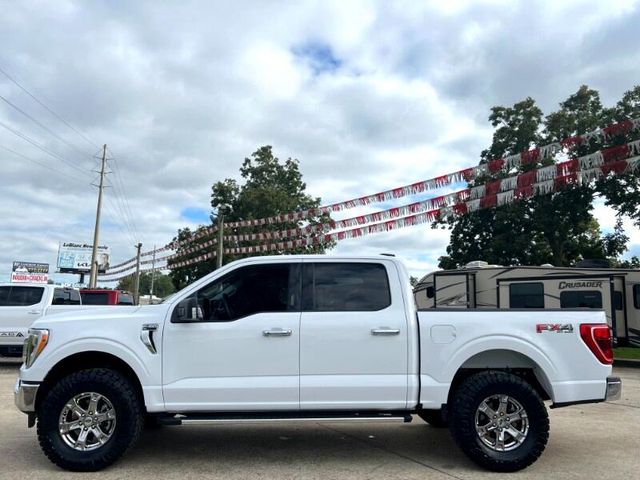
580,324 -> 613,365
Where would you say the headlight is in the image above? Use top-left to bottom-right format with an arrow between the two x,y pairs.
22,328 -> 49,368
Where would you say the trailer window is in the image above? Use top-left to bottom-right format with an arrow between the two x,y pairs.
509,283 -> 544,308
634,285 -> 640,309
560,291 -> 602,309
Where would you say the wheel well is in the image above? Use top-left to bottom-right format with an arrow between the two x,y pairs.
448,350 -> 552,404
36,351 -> 145,411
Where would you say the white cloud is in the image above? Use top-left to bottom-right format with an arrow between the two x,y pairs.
0,0 -> 639,283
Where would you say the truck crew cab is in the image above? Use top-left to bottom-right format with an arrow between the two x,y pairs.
14,256 -> 620,472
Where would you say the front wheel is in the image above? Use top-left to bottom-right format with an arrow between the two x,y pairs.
37,368 -> 143,471
449,371 -> 549,472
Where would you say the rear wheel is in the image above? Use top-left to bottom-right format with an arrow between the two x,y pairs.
449,371 -> 549,472
37,368 -> 143,471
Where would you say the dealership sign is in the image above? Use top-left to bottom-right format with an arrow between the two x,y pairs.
11,261 -> 49,284
57,242 -> 110,273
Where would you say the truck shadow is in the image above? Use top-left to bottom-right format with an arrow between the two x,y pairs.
124,421 -> 468,473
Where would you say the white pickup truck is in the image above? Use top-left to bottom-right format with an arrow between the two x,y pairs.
14,255 -> 621,472
0,284 -> 82,357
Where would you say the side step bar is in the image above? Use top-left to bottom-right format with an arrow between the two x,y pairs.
155,410 -> 414,426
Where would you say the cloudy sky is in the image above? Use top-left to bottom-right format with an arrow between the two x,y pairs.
1,0 -> 639,284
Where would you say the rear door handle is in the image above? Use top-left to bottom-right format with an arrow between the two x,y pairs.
263,328 -> 292,337
28,310 -> 41,315
371,328 -> 400,336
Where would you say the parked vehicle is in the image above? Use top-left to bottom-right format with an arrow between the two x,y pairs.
80,289 -> 134,306
0,284 -> 82,357
413,262 -> 640,346
14,255 -> 620,472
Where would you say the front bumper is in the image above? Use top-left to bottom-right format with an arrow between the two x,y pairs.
14,378 -> 39,413
605,376 -> 622,402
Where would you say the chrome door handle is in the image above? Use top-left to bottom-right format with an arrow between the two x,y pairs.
263,328 -> 292,337
371,328 -> 400,336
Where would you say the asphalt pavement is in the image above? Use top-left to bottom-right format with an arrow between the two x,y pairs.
0,359 -> 638,479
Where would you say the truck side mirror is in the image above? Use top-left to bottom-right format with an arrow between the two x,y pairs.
171,295 -> 204,323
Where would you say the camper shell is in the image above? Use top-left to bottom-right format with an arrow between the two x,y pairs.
413,263 -> 640,346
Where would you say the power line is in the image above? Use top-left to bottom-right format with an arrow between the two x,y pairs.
0,120 -> 92,177
0,64 -> 100,150
107,149 -> 143,243
0,93 -> 95,162
0,144 -> 90,183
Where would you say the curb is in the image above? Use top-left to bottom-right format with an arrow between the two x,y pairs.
614,358 -> 640,368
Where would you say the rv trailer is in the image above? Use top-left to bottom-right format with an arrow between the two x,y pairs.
413,262 -> 640,346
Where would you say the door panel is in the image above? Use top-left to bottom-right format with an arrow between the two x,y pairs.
162,262 -> 301,411
300,261 -> 409,410
163,312 -> 300,410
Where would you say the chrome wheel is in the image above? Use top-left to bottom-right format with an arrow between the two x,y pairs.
475,394 -> 529,452
58,392 -> 116,451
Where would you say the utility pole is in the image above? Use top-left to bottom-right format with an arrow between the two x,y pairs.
216,209 -> 224,268
133,243 -> 142,305
89,144 -> 108,288
149,245 -> 156,303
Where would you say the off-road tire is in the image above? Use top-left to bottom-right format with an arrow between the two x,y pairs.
418,409 -> 448,428
449,371 -> 549,472
37,368 -> 143,471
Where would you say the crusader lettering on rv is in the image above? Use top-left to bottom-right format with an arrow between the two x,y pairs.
559,281 -> 603,290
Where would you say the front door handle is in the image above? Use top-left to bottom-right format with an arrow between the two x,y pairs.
263,328 -> 292,337
371,327 -> 400,336
28,310 -> 41,315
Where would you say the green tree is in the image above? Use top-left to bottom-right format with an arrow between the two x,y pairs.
438,85 -> 634,269
116,272 -> 175,298
169,146 -> 333,290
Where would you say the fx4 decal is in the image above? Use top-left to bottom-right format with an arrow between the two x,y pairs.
536,324 -> 574,333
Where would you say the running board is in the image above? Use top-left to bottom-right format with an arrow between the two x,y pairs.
155,410 -> 413,426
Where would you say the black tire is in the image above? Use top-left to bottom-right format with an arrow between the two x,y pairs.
418,409 -> 448,428
449,371 -> 549,472
37,368 -> 144,471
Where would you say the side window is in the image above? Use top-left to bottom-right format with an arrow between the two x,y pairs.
173,263 -> 299,322
3,286 -> 44,306
0,286 -> 11,306
560,291 -> 603,309
303,263 -> 391,312
509,282 -> 544,309
118,293 -> 134,305
81,292 -> 109,305
634,285 -> 640,309
53,288 -> 81,305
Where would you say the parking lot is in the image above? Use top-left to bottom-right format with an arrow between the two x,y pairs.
0,360 -> 637,480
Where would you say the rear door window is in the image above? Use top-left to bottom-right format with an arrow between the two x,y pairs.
302,263 -> 391,312
560,291 -> 603,309
0,286 -> 45,306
